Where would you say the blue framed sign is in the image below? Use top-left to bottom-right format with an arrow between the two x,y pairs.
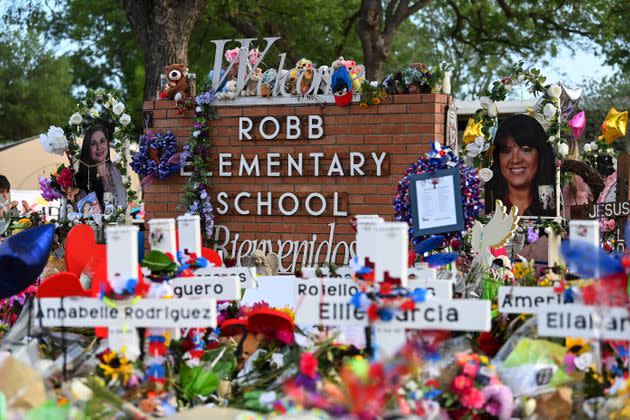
408,167 -> 465,237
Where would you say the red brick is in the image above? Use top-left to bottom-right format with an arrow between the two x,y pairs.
155,100 -> 178,109
153,119 -> 179,128
377,104 -> 406,114
152,109 -> 167,119
143,101 -> 155,110
393,94 -> 424,104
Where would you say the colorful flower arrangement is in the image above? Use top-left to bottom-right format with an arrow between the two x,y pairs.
358,80 -> 387,108
38,164 -> 79,203
382,62 -> 448,95
177,86 -> 216,241
130,131 -> 181,186
394,141 -> 482,246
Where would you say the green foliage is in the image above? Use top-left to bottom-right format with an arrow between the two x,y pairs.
0,30 -> 74,142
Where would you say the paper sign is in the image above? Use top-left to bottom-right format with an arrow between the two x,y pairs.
498,287 -> 571,314
242,275 -> 297,308
569,220 -> 600,247
538,305 -> 630,340
177,215 -> 202,255
148,218 -> 177,256
169,275 -> 240,300
359,222 -> 408,286
34,298 -> 217,328
106,226 -> 138,294
108,326 -> 141,361
297,278 -> 452,301
295,298 -> 491,331
193,266 -> 258,288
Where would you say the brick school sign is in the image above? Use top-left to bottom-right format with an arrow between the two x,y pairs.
142,94 -> 450,272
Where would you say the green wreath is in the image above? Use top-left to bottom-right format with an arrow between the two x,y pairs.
467,61 -> 568,182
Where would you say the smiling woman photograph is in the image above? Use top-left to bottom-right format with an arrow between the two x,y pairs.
487,114 -> 557,217
74,124 -> 127,211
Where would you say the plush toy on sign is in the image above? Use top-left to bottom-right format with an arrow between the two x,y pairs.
161,64 -> 189,101
241,67 -> 262,97
331,57 -> 353,107
216,80 -> 238,100
288,58 -> 314,95
342,59 -> 366,93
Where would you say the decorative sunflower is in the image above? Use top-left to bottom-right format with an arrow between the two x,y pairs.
99,350 -> 134,385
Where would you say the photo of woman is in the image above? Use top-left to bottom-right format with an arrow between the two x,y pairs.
74,124 -> 127,210
486,114 -> 556,217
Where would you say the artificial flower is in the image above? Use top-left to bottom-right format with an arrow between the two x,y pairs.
451,375 -> 473,394
119,113 -> 131,126
39,126 -> 68,155
370,81 -> 379,88
482,384 -> 513,419
299,352 -> 318,379
372,98 -> 381,105
477,332 -> 502,356
558,142 -> 569,157
478,168 -> 493,182
463,361 -> 480,377
461,387 -> 486,409
543,103 -> 557,120
479,96 -> 498,117
112,101 -> 125,116
466,136 -> 489,158
548,84 -> 562,99
574,352 -> 594,371
38,176 -> 62,201
56,167 -> 74,189
99,350 -> 134,385
527,226 -> 539,243
271,352 -> 285,368
88,108 -> 99,118
68,112 -> 83,125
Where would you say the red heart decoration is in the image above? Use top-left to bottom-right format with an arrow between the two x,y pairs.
65,224 -> 106,277
202,247 -> 223,267
37,272 -> 90,298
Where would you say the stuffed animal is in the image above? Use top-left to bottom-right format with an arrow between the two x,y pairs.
216,80 -> 238,100
241,67 -> 262,96
162,64 -> 189,101
287,58 -> 314,95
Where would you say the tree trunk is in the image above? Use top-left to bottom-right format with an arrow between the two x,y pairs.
356,0 -> 431,81
123,0 -> 208,100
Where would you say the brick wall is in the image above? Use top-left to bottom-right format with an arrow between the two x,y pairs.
142,94 -> 449,270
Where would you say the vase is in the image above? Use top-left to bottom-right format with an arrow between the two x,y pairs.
442,71 -> 452,95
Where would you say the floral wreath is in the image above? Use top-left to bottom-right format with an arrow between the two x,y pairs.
39,88 -> 137,213
465,61 -> 571,181
394,142 -> 482,246
131,131 -> 181,186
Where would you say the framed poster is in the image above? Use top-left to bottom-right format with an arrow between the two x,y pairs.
408,167 -> 464,237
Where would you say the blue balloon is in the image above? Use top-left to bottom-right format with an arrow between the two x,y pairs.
0,224 -> 55,299
414,235 -> 445,255
424,252 -> 459,267
560,239 -> 623,278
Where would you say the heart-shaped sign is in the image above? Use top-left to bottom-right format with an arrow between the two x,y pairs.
65,224 -> 106,277
37,272 -> 90,298
202,247 -> 223,267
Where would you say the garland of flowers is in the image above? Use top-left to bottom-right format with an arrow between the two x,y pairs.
39,88 -> 136,220
394,142 -> 482,246
178,86 -> 217,242
130,131 -> 181,185
467,61 -> 569,180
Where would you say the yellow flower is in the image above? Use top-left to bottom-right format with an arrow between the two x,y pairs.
480,355 -> 489,364
99,351 -> 133,385
372,98 -> 381,105
463,118 -> 483,145
359,102 -> 368,109
278,305 -> 295,320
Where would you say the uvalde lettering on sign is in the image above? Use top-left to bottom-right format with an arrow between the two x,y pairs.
35,298 -> 217,328
170,275 -> 240,300
538,305 -> 630,340
498,287 -> 570,314
295,298 -> 491,331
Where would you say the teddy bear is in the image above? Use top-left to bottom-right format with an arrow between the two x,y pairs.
216,80 -> 237,100
162,63 -> 189,101
241,67 -> 262,96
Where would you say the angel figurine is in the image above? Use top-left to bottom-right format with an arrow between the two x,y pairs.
471,200 -> 520,267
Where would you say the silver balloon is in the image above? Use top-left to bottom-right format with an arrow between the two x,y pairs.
560,82 -> 583,119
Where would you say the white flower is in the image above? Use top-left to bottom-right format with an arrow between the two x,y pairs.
517,74 -> 526,82
544,227 -> 552,234
583,144 -> 592,153
271,353 -> 284,368
504,84 -> 513,92
113,153 -> 122,163
114,127 -> 120,133
88,108 -> 99,118
104,101 -> 111,109
466,136 -> 490,158
112,101 -> 125,116
543,103 -> 557,120
478,168 -> 494,182
68,112 -> 83,125
195,106 -> 202,113
119,113 -> 131,126
70,379 -> 93,401
479,96 -> 498,117
575,352 -> 593,371
548,83 -> 562,99
122,175 -> 130,185
39,126 -> 68,155
370,80 -> 379,88
294,333 -> 312,348
558,142 -> 569,157
192,130 -> 200,138
591,143 -> 599,151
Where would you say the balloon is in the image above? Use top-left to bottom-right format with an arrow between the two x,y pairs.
65,224 -> 106,277
568,111 -> 586,140
559,82 -> 583,118
0,224 -> 55,299
599,107 -> 628,144
462,118 -> 483,145
37,272 -> 89,298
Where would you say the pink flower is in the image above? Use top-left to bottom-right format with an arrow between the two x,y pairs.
248,48 -> 260,65
299,352 -> 318,379
276,329 -> 294,345
564,353 -> 577,373
461,387 -> 486,410
482,385 -> 513,419
225,48 -> 240,64
55,167 -> 74,189
451,375 -> 473,395
463,361 -> 480,377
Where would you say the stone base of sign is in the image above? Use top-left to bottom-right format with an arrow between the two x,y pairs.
142,94 -> 450,270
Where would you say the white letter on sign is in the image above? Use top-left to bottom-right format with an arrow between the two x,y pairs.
279,193 -> 299,215
216,192 -> 229,215
239,117 -> 253,140
286,115 -> 301,139
306,193 -> 326,216
260,116 -> 280,140
235,192 -> 250,215
308,115 -> 324,139
219,153 -> 232,176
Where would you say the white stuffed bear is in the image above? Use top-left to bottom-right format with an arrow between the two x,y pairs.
217,80 -> 238,100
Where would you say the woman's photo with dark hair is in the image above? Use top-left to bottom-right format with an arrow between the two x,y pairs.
487,114 -> 557,216
74,124 -> 127,210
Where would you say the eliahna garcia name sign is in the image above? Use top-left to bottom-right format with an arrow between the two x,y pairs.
294,279 -> 489,331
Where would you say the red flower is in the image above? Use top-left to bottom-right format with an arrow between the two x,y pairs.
477,332 -> 502,357
408,249 -> 417,267
463,361 -> 480,377
299,352 -> 318,379
461,387 -> 486,409
55,167 -> 74,189
451,375 -> 473,395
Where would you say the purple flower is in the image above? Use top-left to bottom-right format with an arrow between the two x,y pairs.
196,90 -> 215,105
38,176 -> 62,201
293,373 -> 318,392
527,226 -> 539,243
482,384 -> 513,420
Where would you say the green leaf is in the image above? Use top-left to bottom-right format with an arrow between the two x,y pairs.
180,364 -> 219,400
141,250 -> 177,273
